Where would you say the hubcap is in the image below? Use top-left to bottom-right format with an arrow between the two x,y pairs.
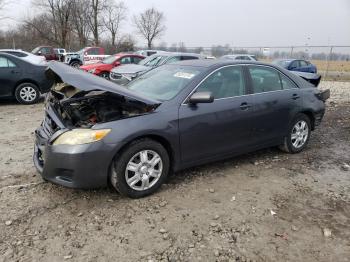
19,86 -> 37,102
291,120 -> 309,149
125,150 -> 163,191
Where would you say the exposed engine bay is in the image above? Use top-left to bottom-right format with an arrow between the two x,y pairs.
47,83 -> 155,128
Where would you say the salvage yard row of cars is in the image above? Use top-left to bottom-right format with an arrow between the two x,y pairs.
0,47 -> 329,198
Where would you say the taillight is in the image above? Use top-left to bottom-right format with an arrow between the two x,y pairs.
315,89 -> 330,102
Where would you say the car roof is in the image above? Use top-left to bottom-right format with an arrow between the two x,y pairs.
173,59 -> 276,68
0,49 -> 26,52
224,54 -> 254,56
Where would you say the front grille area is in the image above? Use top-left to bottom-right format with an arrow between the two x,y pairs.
42,113 -> 59,137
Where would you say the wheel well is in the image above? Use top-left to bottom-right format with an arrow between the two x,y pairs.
14,80 -> 39,95
300,111 -> 315,130
115,135 -> 175,171
69,59 -> 82,65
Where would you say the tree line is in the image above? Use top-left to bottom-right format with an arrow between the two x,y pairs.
0,0 -> 166,53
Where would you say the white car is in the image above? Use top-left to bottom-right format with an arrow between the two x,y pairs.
220,54 -> 257,61
0,49 -> 47,65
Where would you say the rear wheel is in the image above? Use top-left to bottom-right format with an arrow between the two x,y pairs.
15,83 -> 40,104
279,113 -> 311,153
110,139 -> 170,198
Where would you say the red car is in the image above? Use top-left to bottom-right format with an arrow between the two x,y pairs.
80,53 -> 145,79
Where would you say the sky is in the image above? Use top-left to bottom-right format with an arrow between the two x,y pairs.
1,0 -> 349,48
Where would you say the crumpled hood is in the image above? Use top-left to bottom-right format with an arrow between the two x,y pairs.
46,61 -> 159,105
111,64 -> 149,74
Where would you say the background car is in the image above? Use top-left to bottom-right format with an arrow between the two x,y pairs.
221,54 -> 257,61
80,53 -> 145,79
0,53 -> 52,104
0,49 -> 47,65
31,46 -> 59,61
63,46 -> 109,67
110,52 -> 204,85
273,59 -> 317,73
34,60 -> 329,198
135,50 -> 165,57
54,48 -> 66,61
273,59 -> 320,86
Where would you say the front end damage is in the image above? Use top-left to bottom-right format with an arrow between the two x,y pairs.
33,62 -> 159,188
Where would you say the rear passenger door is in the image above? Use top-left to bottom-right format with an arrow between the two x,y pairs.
247,65 -> 302,145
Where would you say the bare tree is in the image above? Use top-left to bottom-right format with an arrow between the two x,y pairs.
28,0 -> 73,48
103,1 -> 127,47
71,0 -> 91,46
88,0 -> 107,45
133,7 -> 166,49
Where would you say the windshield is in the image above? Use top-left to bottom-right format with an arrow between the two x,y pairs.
273,60 -> 291,68
102,55 -> 118,64
138,54 -> 168,67
31,47 -> 40,53
126,65 -> 203,101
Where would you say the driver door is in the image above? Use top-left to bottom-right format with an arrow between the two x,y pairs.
179,66 -> 255,164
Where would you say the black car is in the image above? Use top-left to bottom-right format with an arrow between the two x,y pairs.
0,53 -> 52,104
34,61 -> 329,198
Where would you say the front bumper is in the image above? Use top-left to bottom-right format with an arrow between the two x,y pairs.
34,128 -> 118,189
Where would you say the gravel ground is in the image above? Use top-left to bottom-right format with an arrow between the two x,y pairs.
0,81 -> 349,262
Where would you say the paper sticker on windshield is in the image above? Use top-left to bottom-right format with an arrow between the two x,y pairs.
174,72 -> 195,79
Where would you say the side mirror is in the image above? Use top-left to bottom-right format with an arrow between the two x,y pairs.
114,61 -> 121,66
188,92 -> 214,104
38,51 -> 42,55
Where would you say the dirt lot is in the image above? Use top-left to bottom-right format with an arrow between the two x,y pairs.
0,81 -> 349,262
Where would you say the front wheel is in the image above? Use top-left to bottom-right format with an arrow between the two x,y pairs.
110,139 -> 170,198
15,83 -> 40,104
279,113 -> 311,153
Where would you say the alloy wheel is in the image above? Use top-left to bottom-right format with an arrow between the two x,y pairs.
19,86 -> 37,102
125,150 -> 163,191
291,120 -> 309,149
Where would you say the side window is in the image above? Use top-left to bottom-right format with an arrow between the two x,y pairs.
290,60 -> 299,69
0,57 -> 16,68
299,60 -> 308,67
87,48 -> 99,55
132,56 -> 143,64
165,56 -> 181,64
196,66 -> 245,99
181,56 -> 199,61
120,56 -> 132,64
280,73 -> 297,89
42,47 -> 51,54
249,66 -> 282,93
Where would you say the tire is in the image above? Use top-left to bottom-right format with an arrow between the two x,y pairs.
70,60 -> 81,68
99,72 -> 110,80
279,113 -> 311,153
15,83 -> 40,104
110,138 -> 170,198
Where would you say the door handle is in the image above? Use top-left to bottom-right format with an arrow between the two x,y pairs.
292,94 -> 300,100
240,102 -> 251,110
11,70 -> 20,74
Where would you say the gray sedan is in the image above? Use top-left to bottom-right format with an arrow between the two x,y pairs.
109,52 -> 204,85
34,60 -> 329,198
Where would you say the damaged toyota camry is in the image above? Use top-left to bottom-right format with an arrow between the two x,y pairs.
34,60 -> 329,198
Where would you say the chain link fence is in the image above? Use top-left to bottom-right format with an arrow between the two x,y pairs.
180,45 -> 350,81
